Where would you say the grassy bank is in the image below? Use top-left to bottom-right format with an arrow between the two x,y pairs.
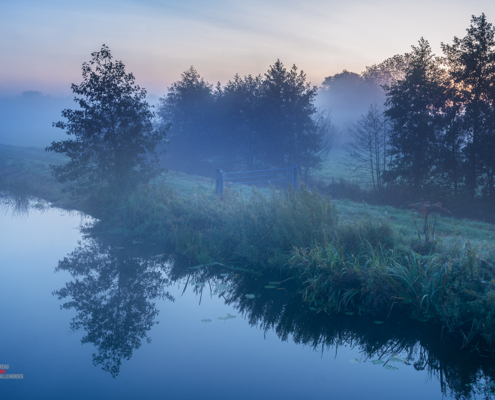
2,144 -> 495,352
0,144 -> 214,208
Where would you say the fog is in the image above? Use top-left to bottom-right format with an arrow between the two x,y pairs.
0,91 -> 74,147
315,70 -> 386,146
0,91 -> 164,148
0,73 -> 382,150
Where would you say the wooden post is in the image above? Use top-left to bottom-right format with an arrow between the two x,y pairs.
215,169 -> 224,194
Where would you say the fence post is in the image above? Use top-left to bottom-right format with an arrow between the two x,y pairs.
291,164 -> 297,191
215,169 -> 224,194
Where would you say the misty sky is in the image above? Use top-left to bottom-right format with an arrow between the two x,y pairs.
2,0 -> 495,98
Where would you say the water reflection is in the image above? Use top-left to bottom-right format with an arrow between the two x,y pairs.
171,262 -> 495,399
53,233 -> 174,377
0,189 -> 32,217
54,227 -> 495,397
0,186 -> 54,219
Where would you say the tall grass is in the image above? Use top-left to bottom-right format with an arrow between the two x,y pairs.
289,237 -> 495,351
101,181 -> 495,350
108,185 -> 338,268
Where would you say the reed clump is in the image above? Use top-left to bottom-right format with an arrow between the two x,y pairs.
289,238 -> 495,350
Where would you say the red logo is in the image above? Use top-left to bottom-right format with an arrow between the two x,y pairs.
0,370 -> 5,374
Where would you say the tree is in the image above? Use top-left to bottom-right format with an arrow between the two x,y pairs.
54,234 -> 173,377
317,70 -> 385,140
256,60 -> 324,174
156,66 -> 215,173
158,61 -> 328,176
362,53 -> 411,88
438,39 -> 467,200
216,73 -> 264,171
447,14 -> 495,200
384,38 -> 445,191
347,105 -> 390,193
46,45 -> 168,199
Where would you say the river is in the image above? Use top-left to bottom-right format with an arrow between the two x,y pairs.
0,202 -> 493,399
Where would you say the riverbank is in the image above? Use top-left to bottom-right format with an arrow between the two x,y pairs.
2,144 -> 495,353
103,184 -> 495,352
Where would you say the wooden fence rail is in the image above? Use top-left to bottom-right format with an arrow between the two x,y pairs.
215,164 -> 297,194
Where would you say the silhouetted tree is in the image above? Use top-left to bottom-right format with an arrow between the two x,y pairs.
46,45 -> 168,199
157,66 -> 216,173
447,14 -> 495,200
258,60 -> 326,174
362,53 -> 411,87
438,40 -> 467,200
215,73 -> 264,170
384,38 -> 445,191
159,61 -> 329,176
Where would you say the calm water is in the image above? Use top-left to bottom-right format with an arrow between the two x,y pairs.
1,203 -> 494,400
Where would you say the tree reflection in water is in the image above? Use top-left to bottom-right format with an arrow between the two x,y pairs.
54,228 -> 495,397
53,234 -> 174,377
171,262 -> 495,400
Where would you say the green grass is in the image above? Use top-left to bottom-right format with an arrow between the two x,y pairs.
334,199 -> 495,251
314,147 -> 373,188
0,144 -> 74,207
0,144 -> 216,203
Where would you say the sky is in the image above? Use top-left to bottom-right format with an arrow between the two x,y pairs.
1,0 -> 495,99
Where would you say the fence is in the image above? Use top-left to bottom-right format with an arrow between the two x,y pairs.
215,164 -> 297,195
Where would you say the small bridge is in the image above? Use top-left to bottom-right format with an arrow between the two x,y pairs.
215,164 -> 297,195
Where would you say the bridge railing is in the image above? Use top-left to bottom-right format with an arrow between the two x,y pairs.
215,164 -> 297,195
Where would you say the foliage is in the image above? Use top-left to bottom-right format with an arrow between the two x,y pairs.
110,182 -> 493,350
289,235 -> 495,350
384,38 -> 445,191
379,14 -> 495,215
362,53 -> 411,87
5,143 -> 495,350
158,61 -> 333,176
110,185 -> 338,268
46,45 -> 168,200
447,14 -> 495,200
53,235 -> 174,377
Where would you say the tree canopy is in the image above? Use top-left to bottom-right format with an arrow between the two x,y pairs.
157,61 -> 333,176
385,38 -> 445,190
46,45 -> 168,199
